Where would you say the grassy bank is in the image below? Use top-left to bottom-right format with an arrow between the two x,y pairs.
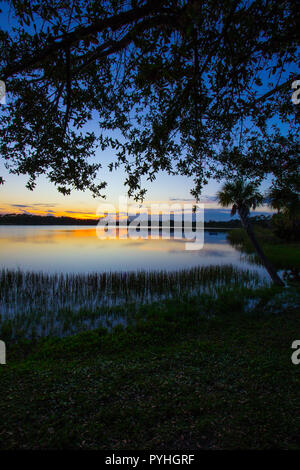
227,226 -> 300,270
0,286 -> 299,450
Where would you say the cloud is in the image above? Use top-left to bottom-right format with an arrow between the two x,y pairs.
169,198 -> 195,202
31,203 -> 58,207
65,210 -> 95,215
169,196 -> 218,203
201,195 -> 218,203
11,203 -> 58,209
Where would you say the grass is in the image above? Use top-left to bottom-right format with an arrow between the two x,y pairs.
0,265 -> 263,339
0,286 -> 300,450
0,252 -> 299,450
227,226 -> 300,270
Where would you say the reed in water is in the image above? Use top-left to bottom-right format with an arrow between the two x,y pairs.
0,265 -> 264,338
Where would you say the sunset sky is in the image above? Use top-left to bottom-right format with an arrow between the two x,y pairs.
0,152 -> 274,220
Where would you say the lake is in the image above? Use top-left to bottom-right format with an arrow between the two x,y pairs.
0,225 -> 266,276
0,225 -> 269,337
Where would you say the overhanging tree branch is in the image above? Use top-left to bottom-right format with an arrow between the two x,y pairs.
2,0 -> 172,80
62,46 -> 72,137
73,14 -> 178,76
252,75 -> 300,105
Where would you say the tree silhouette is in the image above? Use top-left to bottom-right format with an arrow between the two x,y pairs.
217,179 -> 284,286
0,0 -> 299,197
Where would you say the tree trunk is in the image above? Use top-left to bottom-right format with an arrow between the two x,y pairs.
239,210 -> 284,287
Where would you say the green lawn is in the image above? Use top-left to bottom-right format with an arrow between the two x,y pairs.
0,288 -> 299,450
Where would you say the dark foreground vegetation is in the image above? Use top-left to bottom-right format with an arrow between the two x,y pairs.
228,226 -> 300,272
0,285 -> 299,450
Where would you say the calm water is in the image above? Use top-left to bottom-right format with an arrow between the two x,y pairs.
0,225 -> 270,337
0,225 -> 266,277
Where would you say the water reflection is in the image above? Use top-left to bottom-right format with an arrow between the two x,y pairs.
0,225 -> 266,276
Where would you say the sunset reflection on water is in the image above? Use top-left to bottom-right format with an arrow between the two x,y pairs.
0,225 -> 266,276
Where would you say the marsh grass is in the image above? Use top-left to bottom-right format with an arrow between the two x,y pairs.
0,265 -> 264,339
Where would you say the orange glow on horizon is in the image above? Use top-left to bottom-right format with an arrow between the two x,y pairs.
0,206 -> 132,220
0,207 -> 99,220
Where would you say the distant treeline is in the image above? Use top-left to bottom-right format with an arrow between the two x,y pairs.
205,216 -> 271,228
0,213 -> 98,225
0,213 -> 271,227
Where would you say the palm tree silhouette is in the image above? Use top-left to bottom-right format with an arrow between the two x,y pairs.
217,179 -> 284,286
